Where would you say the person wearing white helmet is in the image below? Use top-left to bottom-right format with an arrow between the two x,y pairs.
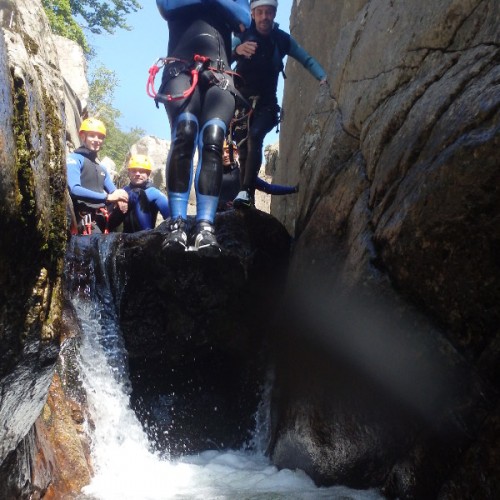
108,154 -> 171,233
67,118 -> 129,234
231,0 -> 327,209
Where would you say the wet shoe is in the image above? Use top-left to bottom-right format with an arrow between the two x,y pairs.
233,190 -> 254,209
162,217 -> 188,251
191,221 -> 221,255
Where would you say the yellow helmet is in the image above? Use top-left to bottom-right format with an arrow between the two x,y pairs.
79,118 -> 106,136
128,154 -> 153,171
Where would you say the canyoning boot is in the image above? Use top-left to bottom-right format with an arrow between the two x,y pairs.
190,221 -> 221,256
233,189 -> 254,209
162,216 -> 188,251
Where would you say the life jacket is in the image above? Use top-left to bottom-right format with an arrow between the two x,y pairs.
70,146 -> 107,212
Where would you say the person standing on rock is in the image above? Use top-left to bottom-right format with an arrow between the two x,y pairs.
108,154 -> 171,232
155,0 -> 251,254
231,0 -> 327,208
218,139 -> 297,211
67,118 -> 129,234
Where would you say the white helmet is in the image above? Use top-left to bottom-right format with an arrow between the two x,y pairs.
250,0 -> 278,9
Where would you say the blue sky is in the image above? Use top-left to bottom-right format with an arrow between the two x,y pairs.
88,0 -> 293,146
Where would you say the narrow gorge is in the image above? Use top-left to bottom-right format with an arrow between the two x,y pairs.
1,0 -> 499,498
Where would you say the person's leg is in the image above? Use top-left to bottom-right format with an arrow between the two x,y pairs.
165,76 -> 201,220
162,77 -> 201,249
234,106 -> 277,207
232,126 -> 248,186
192,84 -> 235,251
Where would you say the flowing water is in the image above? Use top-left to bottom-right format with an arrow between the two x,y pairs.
67,237 -> 384,500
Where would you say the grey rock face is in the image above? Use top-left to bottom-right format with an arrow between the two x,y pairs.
0,0 -> 67,491
269,0 -> 500,496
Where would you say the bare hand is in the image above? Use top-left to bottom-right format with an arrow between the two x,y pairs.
117,200 -> 128,214
236,41 -> 257,58
107,188 -> 129,203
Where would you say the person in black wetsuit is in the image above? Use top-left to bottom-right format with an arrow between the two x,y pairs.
218,140 -> 297,211
108,154 -> 171,232
231,0 -> 328,208
155,0 -> 251,254
67,118 -> 129,234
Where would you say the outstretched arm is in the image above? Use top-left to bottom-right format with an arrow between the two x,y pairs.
288,37 -> 327,84
256,177 -> 298,195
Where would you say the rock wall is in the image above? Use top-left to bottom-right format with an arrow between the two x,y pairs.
0,0 -> 75,496
1,0 -> 499,497
269,0 -> 500,496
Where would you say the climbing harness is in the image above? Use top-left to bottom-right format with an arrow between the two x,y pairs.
147,54 -> 244,104
146,54 -> 244,102
81,213 -> 92,235
147,55 -> 209,101
78,207 -> 110,235
229,95 -> 258,148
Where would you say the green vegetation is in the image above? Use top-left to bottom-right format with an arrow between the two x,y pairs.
42,0 -> 141,53
88,65 -> 145,169
42,1 -> 145,169
42,0 -> 89,53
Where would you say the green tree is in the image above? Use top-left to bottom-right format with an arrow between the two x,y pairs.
88,65 -> 120,119
100,124 -> 145,171
88,65 -> 145,169
42,0 -> 89,52
42,0 -> 141,53
69,0 -> 141,35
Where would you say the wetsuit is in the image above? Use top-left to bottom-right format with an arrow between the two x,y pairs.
156,0 -> 251,224
232,22 -> 326,198
108,182 -> 170,232
218,161 -> 297,211
67,145 -> 116,233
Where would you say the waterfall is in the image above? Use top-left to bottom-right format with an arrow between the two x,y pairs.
65,236 -> 383,499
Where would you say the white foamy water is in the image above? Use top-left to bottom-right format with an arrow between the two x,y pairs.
68,237 -> 384,500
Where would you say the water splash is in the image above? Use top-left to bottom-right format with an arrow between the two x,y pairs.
67,236 -> 384,499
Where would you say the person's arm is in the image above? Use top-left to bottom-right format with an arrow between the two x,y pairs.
102,168 -> 129,207
255,177 -> 298,195
147,187 -> 171,219
107,205 -> 126,231
232,33 -> 244,61
288,37 -> 327,84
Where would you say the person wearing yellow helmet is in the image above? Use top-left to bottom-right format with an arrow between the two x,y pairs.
218,139 -> 298,211
67,117 -> 129,234
79,117 -> 107,137
108,154 -> 170,233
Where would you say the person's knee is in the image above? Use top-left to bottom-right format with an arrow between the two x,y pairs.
174,119 -> 198,151
201,124 -> 225,154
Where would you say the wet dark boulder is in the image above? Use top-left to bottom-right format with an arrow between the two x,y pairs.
64,209 -> 292,455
